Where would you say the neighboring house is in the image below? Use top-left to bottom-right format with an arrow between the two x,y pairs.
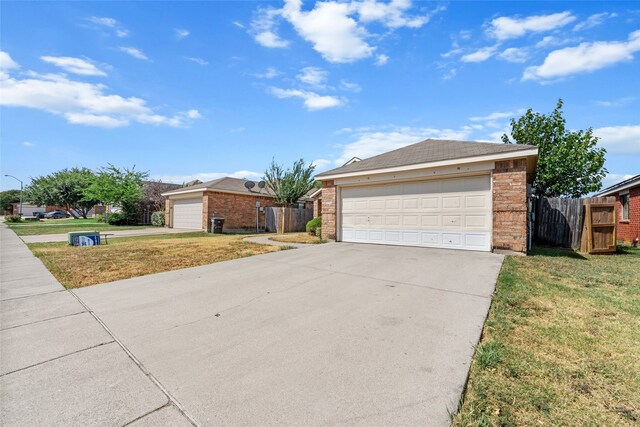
162,177 -> 276,232
596,174 -> 640,245
315,139 -> 539,253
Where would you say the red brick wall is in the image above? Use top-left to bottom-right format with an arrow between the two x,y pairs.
204,191 -> 275,232
614,186 -> 640,244
492,159 -> 528,253
321,181 -> 336,240
313,198 -> 322,218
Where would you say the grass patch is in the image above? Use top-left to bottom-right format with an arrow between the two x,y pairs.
269,233 -> 325,244
28,232 -> 284,288
8,218 -> 150,235
453,245 -> 640,427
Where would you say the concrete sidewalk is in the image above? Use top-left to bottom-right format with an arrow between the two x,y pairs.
19,227 -> 197,243
0,226 -> 194,426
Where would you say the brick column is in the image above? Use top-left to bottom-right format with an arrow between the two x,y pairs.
321,181 -> 336,240
492,159 -> 527,253
164,199 -> 173,228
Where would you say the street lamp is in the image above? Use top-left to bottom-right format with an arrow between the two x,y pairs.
4,174 -> 23,216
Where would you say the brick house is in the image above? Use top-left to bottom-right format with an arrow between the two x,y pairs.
596,174 -> 640,245
162,177 -> 276,232
315,139 -> 538,253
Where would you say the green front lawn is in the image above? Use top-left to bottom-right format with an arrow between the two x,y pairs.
7,218 -> 151,235
454,246 -> 640,426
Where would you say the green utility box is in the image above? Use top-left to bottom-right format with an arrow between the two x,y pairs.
68,231 -> 101,246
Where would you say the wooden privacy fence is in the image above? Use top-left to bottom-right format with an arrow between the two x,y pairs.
534,196 -> 616,252
265,206 -> 313,233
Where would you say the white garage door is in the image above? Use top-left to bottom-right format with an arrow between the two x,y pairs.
341,175 -> 492,251
172,198 -> 203,230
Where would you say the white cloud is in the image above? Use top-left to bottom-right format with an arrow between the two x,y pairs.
251,7 -> 290,48
269,87 -> 343,110
461,46 -> 497,62
255,31 -> 291,48
573,12 -> 617,32
594,97 -> 635,107
119,47 -> 149,61
250,0 -> 437,63
312,158 -> 332,171
154,170 -> 264,184
254,67 -> 280,78
87,16 -> 128,37
333,126 -> 474,165
375,54 -> 389,66
601,173 -> 636,190
185,57 -> 208,65
594,125 -> 640,154
41,56 -> 107,76
297,66 -> 328,88
232,21 -> 245,29
441,68 -> 457,80
88,16 -> 117,28
534,35 -> 582,48
22,141 -> 35,147
487,11 -> 576,40
523,30 -> 640,81
174,28 -> 190,39
498,47 -> 529,63
0,68 -> 200,128
340,79 -> 361,92
470,110 -> 520,122
0,51 -> 19,70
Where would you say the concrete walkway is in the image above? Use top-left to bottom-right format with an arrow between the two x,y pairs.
20,227 -> 197,243
0,226 -> 194,426
243,234 -> 315,248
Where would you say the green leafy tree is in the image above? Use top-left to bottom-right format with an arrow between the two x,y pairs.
0,189 -> 21,212
264,159 -> 316,205
502,99 -> 607,198
25,168 -> 99,218
83,165 -> 148,224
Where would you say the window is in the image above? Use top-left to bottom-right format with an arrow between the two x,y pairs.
620,193 -> 630,221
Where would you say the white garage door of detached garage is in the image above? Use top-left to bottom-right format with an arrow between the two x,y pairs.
340,175 -> 492,251
172,198 -> 203,230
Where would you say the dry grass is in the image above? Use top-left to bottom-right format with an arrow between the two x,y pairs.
453,246 -> 640,426
28,232 -> 285,289
269,233 -> 325,244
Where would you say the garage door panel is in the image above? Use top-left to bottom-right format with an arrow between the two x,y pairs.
173,199 -> 203,230
341,175 -> 491,251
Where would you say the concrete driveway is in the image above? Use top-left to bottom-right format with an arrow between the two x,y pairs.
74,243 -> 503,426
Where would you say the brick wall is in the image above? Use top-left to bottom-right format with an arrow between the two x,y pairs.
313,197 -> 322,218
492,159 -> 528,253
204,191 -> 275,232
164,199 -> 173,228
614,186 -> 640,244
321,181 -> 336,240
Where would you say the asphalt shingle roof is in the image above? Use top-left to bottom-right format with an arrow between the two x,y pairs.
163,177 -> 275,197
316,139 -> 536,178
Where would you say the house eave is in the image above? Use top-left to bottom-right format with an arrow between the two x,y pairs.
315,148 -> 539,181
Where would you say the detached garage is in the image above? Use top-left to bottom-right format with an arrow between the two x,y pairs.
315,139 -> 538,253
162,177 -> 275,232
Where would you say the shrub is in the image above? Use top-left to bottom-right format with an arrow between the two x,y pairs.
94,214 -> 105,223
106,211 -> 138,225
151,211 -> 165,227
5,214 -> 22,223
306,217 -> 321,235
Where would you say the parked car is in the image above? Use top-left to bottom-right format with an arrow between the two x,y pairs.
44,210 -> 69,219
32,211 -> 45,219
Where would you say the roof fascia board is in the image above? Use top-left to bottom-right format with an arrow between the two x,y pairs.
164,188 -> 275,198
597,179 -> 640,196
317,148 -> 538,180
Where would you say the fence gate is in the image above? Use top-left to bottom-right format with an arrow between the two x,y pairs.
581,198 -> 616,254
265,206 -> 313,233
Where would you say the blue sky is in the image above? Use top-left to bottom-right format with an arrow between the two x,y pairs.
1,1 -> 638,191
